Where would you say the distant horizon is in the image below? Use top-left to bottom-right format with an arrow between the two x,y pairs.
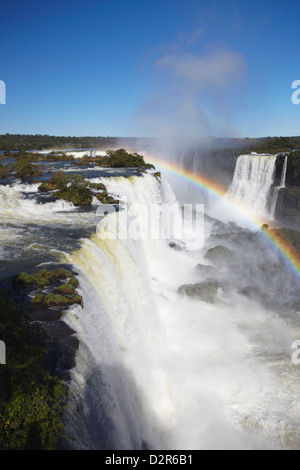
1,132 -> 300,140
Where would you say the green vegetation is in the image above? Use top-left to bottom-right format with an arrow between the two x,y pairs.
15,272 -> 35,285
31,294 -> 45,305
95,193 -> 119,204
56,282 -> 77,295
38,172 -> 70,192
56,180 -> 93,207
104,148 -> 153,168
74,148 -> 155,169
68,277 -> 79,287
0,164 -> 9,178
88,182 -> 106,191
1,133 -> 300,154
15,268 -> 65,286
43,293 -> 83,308
0,134 -> 135,152
15,267 -> 83,309
53,268 -> 72,279
13,158 -> 41,179
30,294 -> 54,307
0,289 -> 67,450
38,173 -> 120,206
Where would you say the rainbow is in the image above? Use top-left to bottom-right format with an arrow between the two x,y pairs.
147,155 -> 300,279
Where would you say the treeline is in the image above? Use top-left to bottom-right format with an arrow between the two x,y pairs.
1,133 -> 300,153
233,136 -> 300,154
0,134 -> 152,152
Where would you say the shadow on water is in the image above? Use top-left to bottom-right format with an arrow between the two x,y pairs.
60,363 -> 156,450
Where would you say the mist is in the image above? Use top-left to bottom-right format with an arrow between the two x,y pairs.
136,37 -> 246,147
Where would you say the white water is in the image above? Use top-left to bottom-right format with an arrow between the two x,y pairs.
0,182 -> 73,215
65,150 -> 107,159
270,156 -> 288,218
62,173 -> 300,450
227,154 -> 277,218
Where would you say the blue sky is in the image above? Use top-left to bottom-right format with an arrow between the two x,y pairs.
0,0 -> 300,138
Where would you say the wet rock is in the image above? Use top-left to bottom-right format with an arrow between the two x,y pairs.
178,278 -> 220,303
204,245 -> 234,266
195,263 -> 218,278
169,241 -> 185,251
239,286 -> 264,301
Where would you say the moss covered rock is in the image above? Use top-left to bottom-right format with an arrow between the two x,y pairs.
89,182 -> 107,191
15,272 -> 35,285
56,283 -> 77,295
31,294 -> 45,305
34,269 -> 54,280
55,185 -> 93,206
36,278 -> 50,287
43,292 -> 83,308
68,277 -> 79,287
54,268 -> 72,279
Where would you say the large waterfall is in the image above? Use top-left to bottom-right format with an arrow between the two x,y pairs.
60,172 -> 300,450
1,154 -> 300,450
227,153 -> 277,217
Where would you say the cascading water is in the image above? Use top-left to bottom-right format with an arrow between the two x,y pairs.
1,155 -> 300,450
60,172 -> 300,450
227,153 -> 277,217
270,156 -> 288,219
192,151 -> 198,175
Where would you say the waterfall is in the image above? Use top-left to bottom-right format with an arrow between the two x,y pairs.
63,174 -> 187,449
60,172 -> 300,451
270,156 -> 288,219
227,153 -> 277,217
179,150 -> 185,170
192,151 -> 198,175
